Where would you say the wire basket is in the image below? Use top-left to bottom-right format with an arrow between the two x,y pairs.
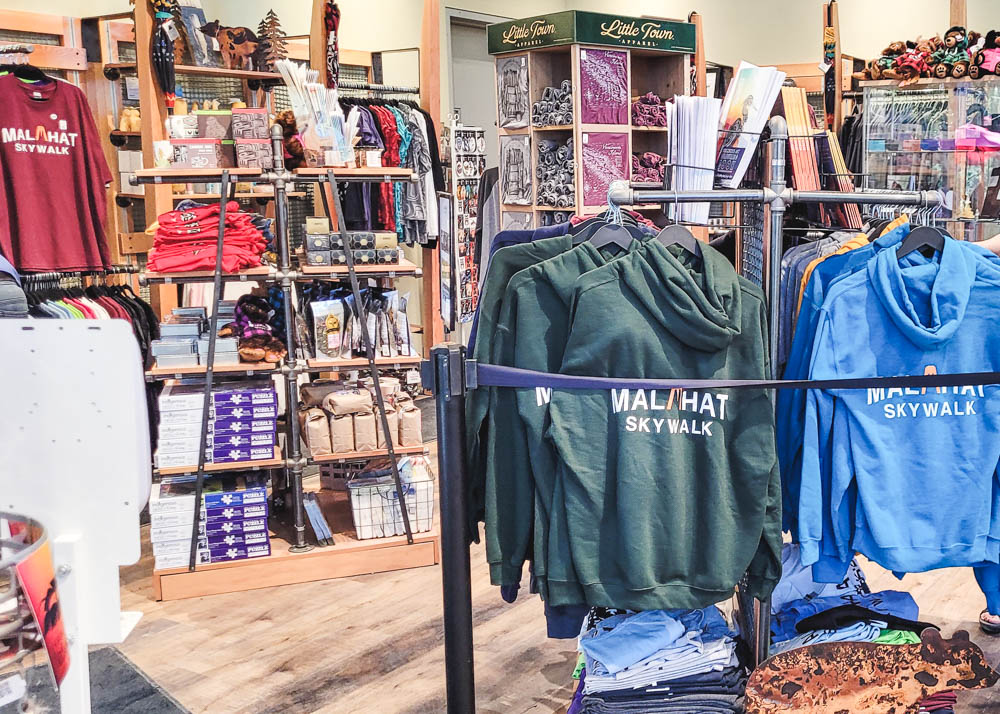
347,478 -> 434,540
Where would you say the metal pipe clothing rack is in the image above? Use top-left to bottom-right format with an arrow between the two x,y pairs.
131,132 -> 423,570
337,80 -> 420,95
424,115 -> 944,713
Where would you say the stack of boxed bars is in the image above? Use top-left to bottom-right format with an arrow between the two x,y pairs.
302,216 -> 400,267
166,106 -> 273,170
299,376 -> 422,457
155,380 -> 278,470
149,473 -> 270,569
150,304 -> 238,369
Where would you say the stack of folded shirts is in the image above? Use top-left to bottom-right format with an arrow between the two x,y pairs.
770,589 -> 938,655
573,607 -> 746,714
148,200 -> 268,273
631,151 -> 667,184
532,80 -> 574,127
918,690 -> 957,713
539,211 -> 573,227
632,92 -> 668,127
535,137 -> 575,208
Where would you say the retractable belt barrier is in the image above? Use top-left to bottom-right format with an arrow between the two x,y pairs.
473,362 -> 1000,392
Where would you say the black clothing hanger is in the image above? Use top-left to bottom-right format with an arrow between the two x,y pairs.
10,64 -> 51,84
867,218 -> 891,239
655,223 -> 702,256
897,225 -> 946,259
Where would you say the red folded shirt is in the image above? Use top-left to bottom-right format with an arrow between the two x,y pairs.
157,201 -> 241,226
148,245 -> 263,273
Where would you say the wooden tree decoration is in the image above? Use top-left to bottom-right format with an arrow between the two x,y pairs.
257,9 -> 287,71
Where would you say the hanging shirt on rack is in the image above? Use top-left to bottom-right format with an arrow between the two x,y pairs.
0,75 -> 113,272
545,242 -> 781,610
798,238 -> 1000,580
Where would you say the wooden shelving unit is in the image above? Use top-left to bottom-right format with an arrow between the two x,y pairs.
152,486 -> 440,600
309,444 -> 428,464
155,447 -> 285,477
145,361 -> 277,379
297,256 -> 421,279
491,13 -> 693,228
306,355 -> 422,371
141,265 -> 275,285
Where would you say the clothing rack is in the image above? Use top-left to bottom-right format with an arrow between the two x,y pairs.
337,80 -> 420,95
21,265 -> 138,284
424,115 -> 944,714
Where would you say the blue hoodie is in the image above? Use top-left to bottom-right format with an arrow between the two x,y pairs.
798,237 -> 1000,578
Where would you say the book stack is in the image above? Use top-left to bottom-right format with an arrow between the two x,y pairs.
149,473 -> 271,570
155,380 -> 278,470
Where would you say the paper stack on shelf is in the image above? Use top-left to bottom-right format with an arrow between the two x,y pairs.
715,61 -> 786,189
669,95 -> 722,225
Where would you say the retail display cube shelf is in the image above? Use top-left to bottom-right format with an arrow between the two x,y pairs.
141,265 -> 275,284
151,488 -> 440,601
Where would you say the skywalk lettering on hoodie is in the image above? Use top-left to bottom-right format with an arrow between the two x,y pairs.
544,242 -> 782,611
612,388 -> 729,436
798,238 -> 1000,579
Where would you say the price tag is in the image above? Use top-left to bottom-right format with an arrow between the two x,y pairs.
125,75 -> 140,101
163,19 -> 180,42
211,36 -> 221,51
818,61 -> 832,74
405,369 -> 421,385
0,674 -> 26,708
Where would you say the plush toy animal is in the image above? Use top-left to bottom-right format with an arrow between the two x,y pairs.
895,41 -> 933,83
854,41 -> 907,80
199,20 -> 260,71
933,26 -> 978,77
745,629 -> 999,713
970,31 -> 1000,79
273,109 -> 305,170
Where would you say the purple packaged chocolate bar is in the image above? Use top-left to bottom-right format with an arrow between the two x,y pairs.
207,541 -> 272,561
212,404 -> 278,420
205,502 -> 269,522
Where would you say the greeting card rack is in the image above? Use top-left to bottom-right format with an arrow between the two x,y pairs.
132,128 -> 439,601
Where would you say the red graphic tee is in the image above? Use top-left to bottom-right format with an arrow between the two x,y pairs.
0,74 -> 113,271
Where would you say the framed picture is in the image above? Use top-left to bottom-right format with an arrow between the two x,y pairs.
438,192 -> 456,333
177,0 -> 222,68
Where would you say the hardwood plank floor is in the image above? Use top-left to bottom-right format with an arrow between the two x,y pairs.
115,495 -> 1000,713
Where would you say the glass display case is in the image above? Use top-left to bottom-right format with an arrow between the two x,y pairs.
863,77 -> 1000,241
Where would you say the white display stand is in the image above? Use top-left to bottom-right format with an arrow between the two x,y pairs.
0,320 -> 150,713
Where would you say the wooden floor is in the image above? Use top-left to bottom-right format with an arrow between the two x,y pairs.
115,491 -> 1000,713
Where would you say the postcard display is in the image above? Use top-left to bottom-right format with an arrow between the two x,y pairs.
489,11 -> 696,228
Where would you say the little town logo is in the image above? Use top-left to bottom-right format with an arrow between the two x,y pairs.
599,19 -> 676,43
502,20 -> 556,46
1,121 -> 79,155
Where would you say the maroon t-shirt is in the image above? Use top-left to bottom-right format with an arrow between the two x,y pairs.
0,75 -> 113,271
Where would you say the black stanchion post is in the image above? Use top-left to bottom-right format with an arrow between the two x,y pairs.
425,343 -> 476,713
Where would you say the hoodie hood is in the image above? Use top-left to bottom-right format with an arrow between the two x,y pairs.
868,238 -> 978,350
621,241 -> 743,352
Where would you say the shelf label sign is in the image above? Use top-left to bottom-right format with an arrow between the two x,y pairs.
488,11 -> 695,54
488,11 -> 575,53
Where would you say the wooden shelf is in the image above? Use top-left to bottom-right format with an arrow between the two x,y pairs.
106,62 -> 283,81
309,444 -> 428,464
533,205 -> 575,211
151,488 -> 440,600
306,355 -> 422,370
631,126 -> 668,132
141,265 -> 275,284
298,256 -> 421,278
860,76 -> 1000,88
155,448 -> 284,477
532,125 -> 574,131
111,130 -> 142,137
135,168 -> 264,178
146,361 -> 277,378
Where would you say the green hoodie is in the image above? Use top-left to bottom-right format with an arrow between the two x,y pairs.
486,241 -> 641,593
465,235 -> 575,541
545,241 -> 782,610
